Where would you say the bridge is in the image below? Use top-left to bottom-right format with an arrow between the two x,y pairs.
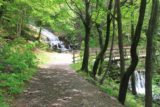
72,47 -> 153,63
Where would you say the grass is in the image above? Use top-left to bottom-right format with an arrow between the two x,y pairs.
35,49 -> 51,64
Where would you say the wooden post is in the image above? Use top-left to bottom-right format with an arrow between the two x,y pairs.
72,50 -> 75,63
95,50 -> 98,58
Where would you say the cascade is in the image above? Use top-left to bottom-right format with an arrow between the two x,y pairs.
134,70 -> 145,94
130,70 -> 160,103
29,25 -> 70,52
129,70 -> 145,94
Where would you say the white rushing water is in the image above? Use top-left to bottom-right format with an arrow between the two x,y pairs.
29,25 -> 70,52
130,70 -> 160,102
129,70 -> 145,94
134,70 -> 145,94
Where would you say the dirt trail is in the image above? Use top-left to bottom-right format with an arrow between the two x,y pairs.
12,52 -> 123,107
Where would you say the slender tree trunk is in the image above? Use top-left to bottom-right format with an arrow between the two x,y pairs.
116,0 -> 125,79
118,0 -> 147,104
130,0 -> 135,41
17,9 -> 24,37
100,33 -> 114,84
0,5 -> 4,20
98,52 -> 104,76
130,0 -> 137,95
92,0 -> 113,78
81,26 -> 91,72
65,0 -> 92,73
100,7 -> 116,84
95,23 -> 104,76
131,73 -> 137,95
96,23 -> 103,50
17,17 -> 21,36
145,0 -> 159,107
81,0 -> 91,72
37,26 -> 42,41
96,23 -> 103,57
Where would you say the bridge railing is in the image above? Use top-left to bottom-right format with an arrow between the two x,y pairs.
72,47 -> 146,63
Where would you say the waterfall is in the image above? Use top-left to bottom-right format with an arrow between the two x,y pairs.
134,70 -> 145,94
129,70 -> 145,94
29,25 -> 70,52
129,70 -> 160,103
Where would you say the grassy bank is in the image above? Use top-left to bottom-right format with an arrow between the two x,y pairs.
70,62 -> 144,107
0,37 -> 49,107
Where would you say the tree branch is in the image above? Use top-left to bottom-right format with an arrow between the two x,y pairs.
65,0 -> 86,25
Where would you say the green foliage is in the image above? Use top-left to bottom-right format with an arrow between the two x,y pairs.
70,62 -> 81,71
0,68 -> 36,106
100,78 -> 119,97
0,68 -> 36,94
0,37 -> 38,106
89,37 -> 99,48
0,38 -> 37,73
125,94 -> 143,107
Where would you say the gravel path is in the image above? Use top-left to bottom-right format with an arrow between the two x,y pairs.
12,52 -> 123,107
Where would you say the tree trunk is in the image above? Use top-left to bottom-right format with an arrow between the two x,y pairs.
81,0 -> 91,72
81,26 -> 90,72
145,0 -> 159,107
130,0 -> 137,95
100,13 -> 116,84
17,18 -> 22,36
92,0 -> 113,78
115,0 -> 125,79
131,73 -> 137,95
65,0 -> 92,73
130,0 -> 135,41
17,9 -> 24,37
100,34 -> 114,84
0,5 -> 4,20
37,26 -> 42,41
95,23 -> 104,76
96,23 -> 103,50
118,0 -> 147,104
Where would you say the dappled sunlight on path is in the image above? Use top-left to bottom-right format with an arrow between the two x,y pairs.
12,51 -> 123,107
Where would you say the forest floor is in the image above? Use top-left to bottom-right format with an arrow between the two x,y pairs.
12,50 -> 123,107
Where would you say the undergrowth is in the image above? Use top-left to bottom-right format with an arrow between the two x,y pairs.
0,68 -> 36,107
0,37 -> 38,107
